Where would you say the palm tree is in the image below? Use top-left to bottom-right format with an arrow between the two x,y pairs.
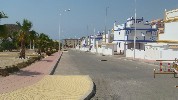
0,25 -> 8,39
16,19 -> 32,59
11,31 -> 19,50
0,11 -> 8,40
29,30 -> 38,50
36,33 -> 50,55
0,11 -> 8,19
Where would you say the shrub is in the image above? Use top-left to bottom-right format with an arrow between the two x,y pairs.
46,51 -> 52,56
0,55 -> 45,77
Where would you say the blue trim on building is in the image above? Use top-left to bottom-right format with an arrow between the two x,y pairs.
122,28 -> 157,31
95,37 -> 102,39
113,40 -> 156,42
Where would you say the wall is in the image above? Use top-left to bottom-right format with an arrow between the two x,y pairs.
126,49 -> 145,59
126,43 -> 178,60
159,22 -> 178,40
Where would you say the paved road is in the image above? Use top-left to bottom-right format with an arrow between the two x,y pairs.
54,50 -> 178,100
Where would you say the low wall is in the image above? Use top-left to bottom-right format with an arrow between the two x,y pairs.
103,48 -> 113,55
126,49 -> 178,61
97,48 -> 102,54
126,49 -> 145,59
80,47 -> 89,51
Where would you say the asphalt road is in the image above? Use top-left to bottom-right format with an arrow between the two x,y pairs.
54,49 -> 178,100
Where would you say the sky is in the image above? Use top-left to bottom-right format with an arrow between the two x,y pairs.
0,0 -> 178,40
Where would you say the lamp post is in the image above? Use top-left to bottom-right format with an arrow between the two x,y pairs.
59,13 -> 61,51
59,9 -> 70,51
133,0 -> 137,59
93,28 -> 95,49
105,7 -> 109,43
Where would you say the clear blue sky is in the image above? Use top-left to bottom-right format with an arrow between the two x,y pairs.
0,0 -> 178,40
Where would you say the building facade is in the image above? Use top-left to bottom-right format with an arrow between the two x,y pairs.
150,19 -> 164,35
63,38 -> 81,48
145,9 -> 178,60
113,17 -> 158,54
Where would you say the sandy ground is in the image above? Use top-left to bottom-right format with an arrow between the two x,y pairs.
0,50 -> 38,69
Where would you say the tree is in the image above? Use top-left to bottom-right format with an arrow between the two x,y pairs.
36,33 -> 50,55
0,25 -> 8,39
29,30 -> 38,50
0,11 -> 8,40
0,11 -> 8,19
16,19 -> 32,59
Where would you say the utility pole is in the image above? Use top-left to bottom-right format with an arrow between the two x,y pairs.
59,9 -> 70,52
105,7 -> 109,43
133,0 -> 137,59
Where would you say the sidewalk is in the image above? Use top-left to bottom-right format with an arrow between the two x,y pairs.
0,51 -> 93,100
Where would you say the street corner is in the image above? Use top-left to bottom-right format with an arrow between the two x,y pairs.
80,75 -> 95,100
0,75 -> 94,100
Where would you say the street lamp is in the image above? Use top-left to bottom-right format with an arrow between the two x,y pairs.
105,7 -> 109,43
59,9 -> 70,51
133,0 -> 137,59
93,28 -> 95,49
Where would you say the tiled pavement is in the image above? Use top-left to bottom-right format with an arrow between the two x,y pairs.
0,51 -> 93,100
0,75 -> 93,100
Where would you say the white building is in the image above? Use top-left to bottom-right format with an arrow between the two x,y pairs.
113,17 -> 158,56
90,34 -> 103,53
145,9 -> 178,60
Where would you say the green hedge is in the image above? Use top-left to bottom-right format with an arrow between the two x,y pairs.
0,55 -> 44,77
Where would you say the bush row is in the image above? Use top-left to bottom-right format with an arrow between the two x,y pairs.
45,50 -> 57,56
0,55 -> 44,77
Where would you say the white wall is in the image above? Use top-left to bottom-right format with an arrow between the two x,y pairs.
102,48 -> 113,55
80,47 -> 89,51
144,48 -> 178,60
144,49 -> 160,60
126,43 -> 178,60
126,49 -> 145,59
97,47 -> 103,54
159,22 -> 178,40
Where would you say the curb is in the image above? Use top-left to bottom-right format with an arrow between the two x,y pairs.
81,76 -> 95,100
50,52 -> 63,75
84,82 -> 96,100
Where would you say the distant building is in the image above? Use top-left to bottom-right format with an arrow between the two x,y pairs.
63,38 -> 81,48
102,32 -> 113,44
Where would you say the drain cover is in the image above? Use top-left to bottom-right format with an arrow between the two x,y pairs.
100,59 -> 107,61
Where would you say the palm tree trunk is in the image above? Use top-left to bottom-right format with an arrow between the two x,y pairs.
33,40 -> 35,50
30,40 -> 32,49
20,39 -> 25,59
